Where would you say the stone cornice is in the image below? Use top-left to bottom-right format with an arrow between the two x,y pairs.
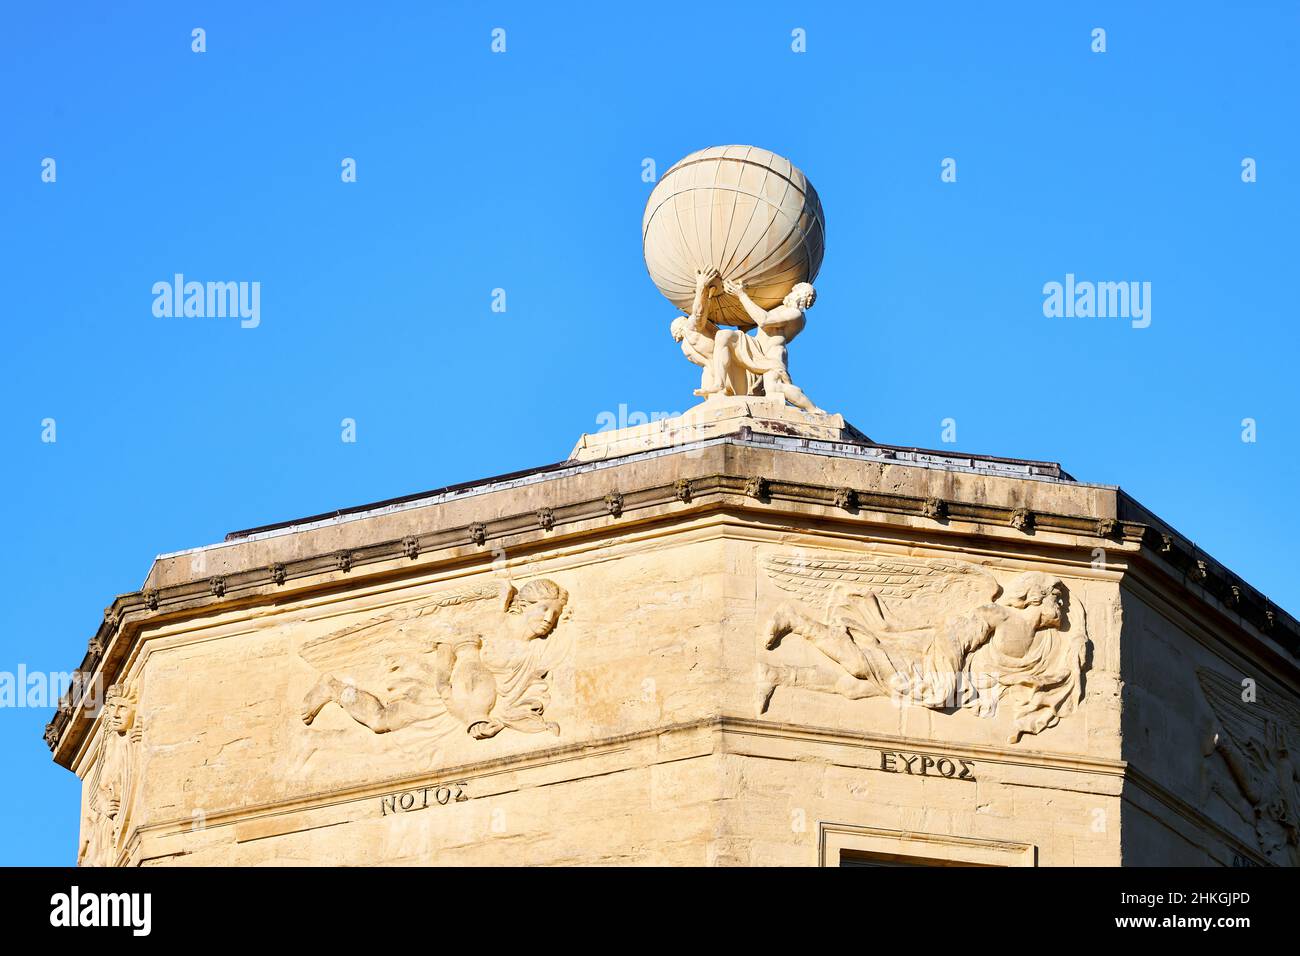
46,460 -> 1300,764
1132,524 -> 1286,643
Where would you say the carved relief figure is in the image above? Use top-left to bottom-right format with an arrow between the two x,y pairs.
1199,668 -> 1300,865
78,681 -> 142,867
757,555 -> 1088,743
300,579 -> 570,742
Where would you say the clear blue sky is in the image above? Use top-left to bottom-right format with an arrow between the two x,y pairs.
1,2 -> 1295,864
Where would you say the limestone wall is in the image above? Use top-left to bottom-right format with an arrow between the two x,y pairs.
75,514 -> 1131,866
1118,577 -> 1300,866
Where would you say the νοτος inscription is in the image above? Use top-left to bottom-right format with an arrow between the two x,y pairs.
380,782 -> 469,815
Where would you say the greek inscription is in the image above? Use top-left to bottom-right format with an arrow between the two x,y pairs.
379,782 -> 469,815
878,750 -> 975,781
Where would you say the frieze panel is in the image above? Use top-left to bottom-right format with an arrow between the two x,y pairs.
299,579 -> 571,746
757,553 -> 1089,743
1199,668 -> 1300,866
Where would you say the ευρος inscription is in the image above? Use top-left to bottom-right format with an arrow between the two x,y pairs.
380,782 -> 469,815
879,750 -> 975,781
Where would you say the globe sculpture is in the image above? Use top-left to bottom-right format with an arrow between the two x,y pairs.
642,145 -> 825,330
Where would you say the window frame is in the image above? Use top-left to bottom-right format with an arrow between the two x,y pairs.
818,823 -> 1037,867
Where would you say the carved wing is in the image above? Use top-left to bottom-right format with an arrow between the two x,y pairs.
764,553 -> 1001,624
298,581 -> 508,681
1199,668 -> 1300,762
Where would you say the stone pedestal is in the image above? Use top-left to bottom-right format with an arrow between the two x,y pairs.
569,395 -> 866,462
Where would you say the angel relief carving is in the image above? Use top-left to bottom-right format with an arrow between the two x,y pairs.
756,554 -> 1089,743
299,579 -> 570,743
1199,668 -> 1300,865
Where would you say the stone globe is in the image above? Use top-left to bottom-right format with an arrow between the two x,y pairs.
642,145 -> 825,329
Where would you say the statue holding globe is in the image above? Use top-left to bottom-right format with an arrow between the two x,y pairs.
670,267 -> 738,398
645,146 -> 828,415
714,277 -> 824,414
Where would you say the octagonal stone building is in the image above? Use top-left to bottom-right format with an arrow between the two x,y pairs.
47,399 -> 1300,866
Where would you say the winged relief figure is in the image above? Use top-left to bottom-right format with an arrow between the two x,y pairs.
757,554 -> 1088,743
1199,668 -> 1300,865
299,578 -> 570,742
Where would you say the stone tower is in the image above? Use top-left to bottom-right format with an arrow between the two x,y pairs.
48,147 -> 1300,867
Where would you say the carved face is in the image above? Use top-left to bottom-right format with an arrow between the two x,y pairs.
510,581 -> 567,640
103,694 -> 134,735
1038,585 -> 1066,629
522,599 -> 562,639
